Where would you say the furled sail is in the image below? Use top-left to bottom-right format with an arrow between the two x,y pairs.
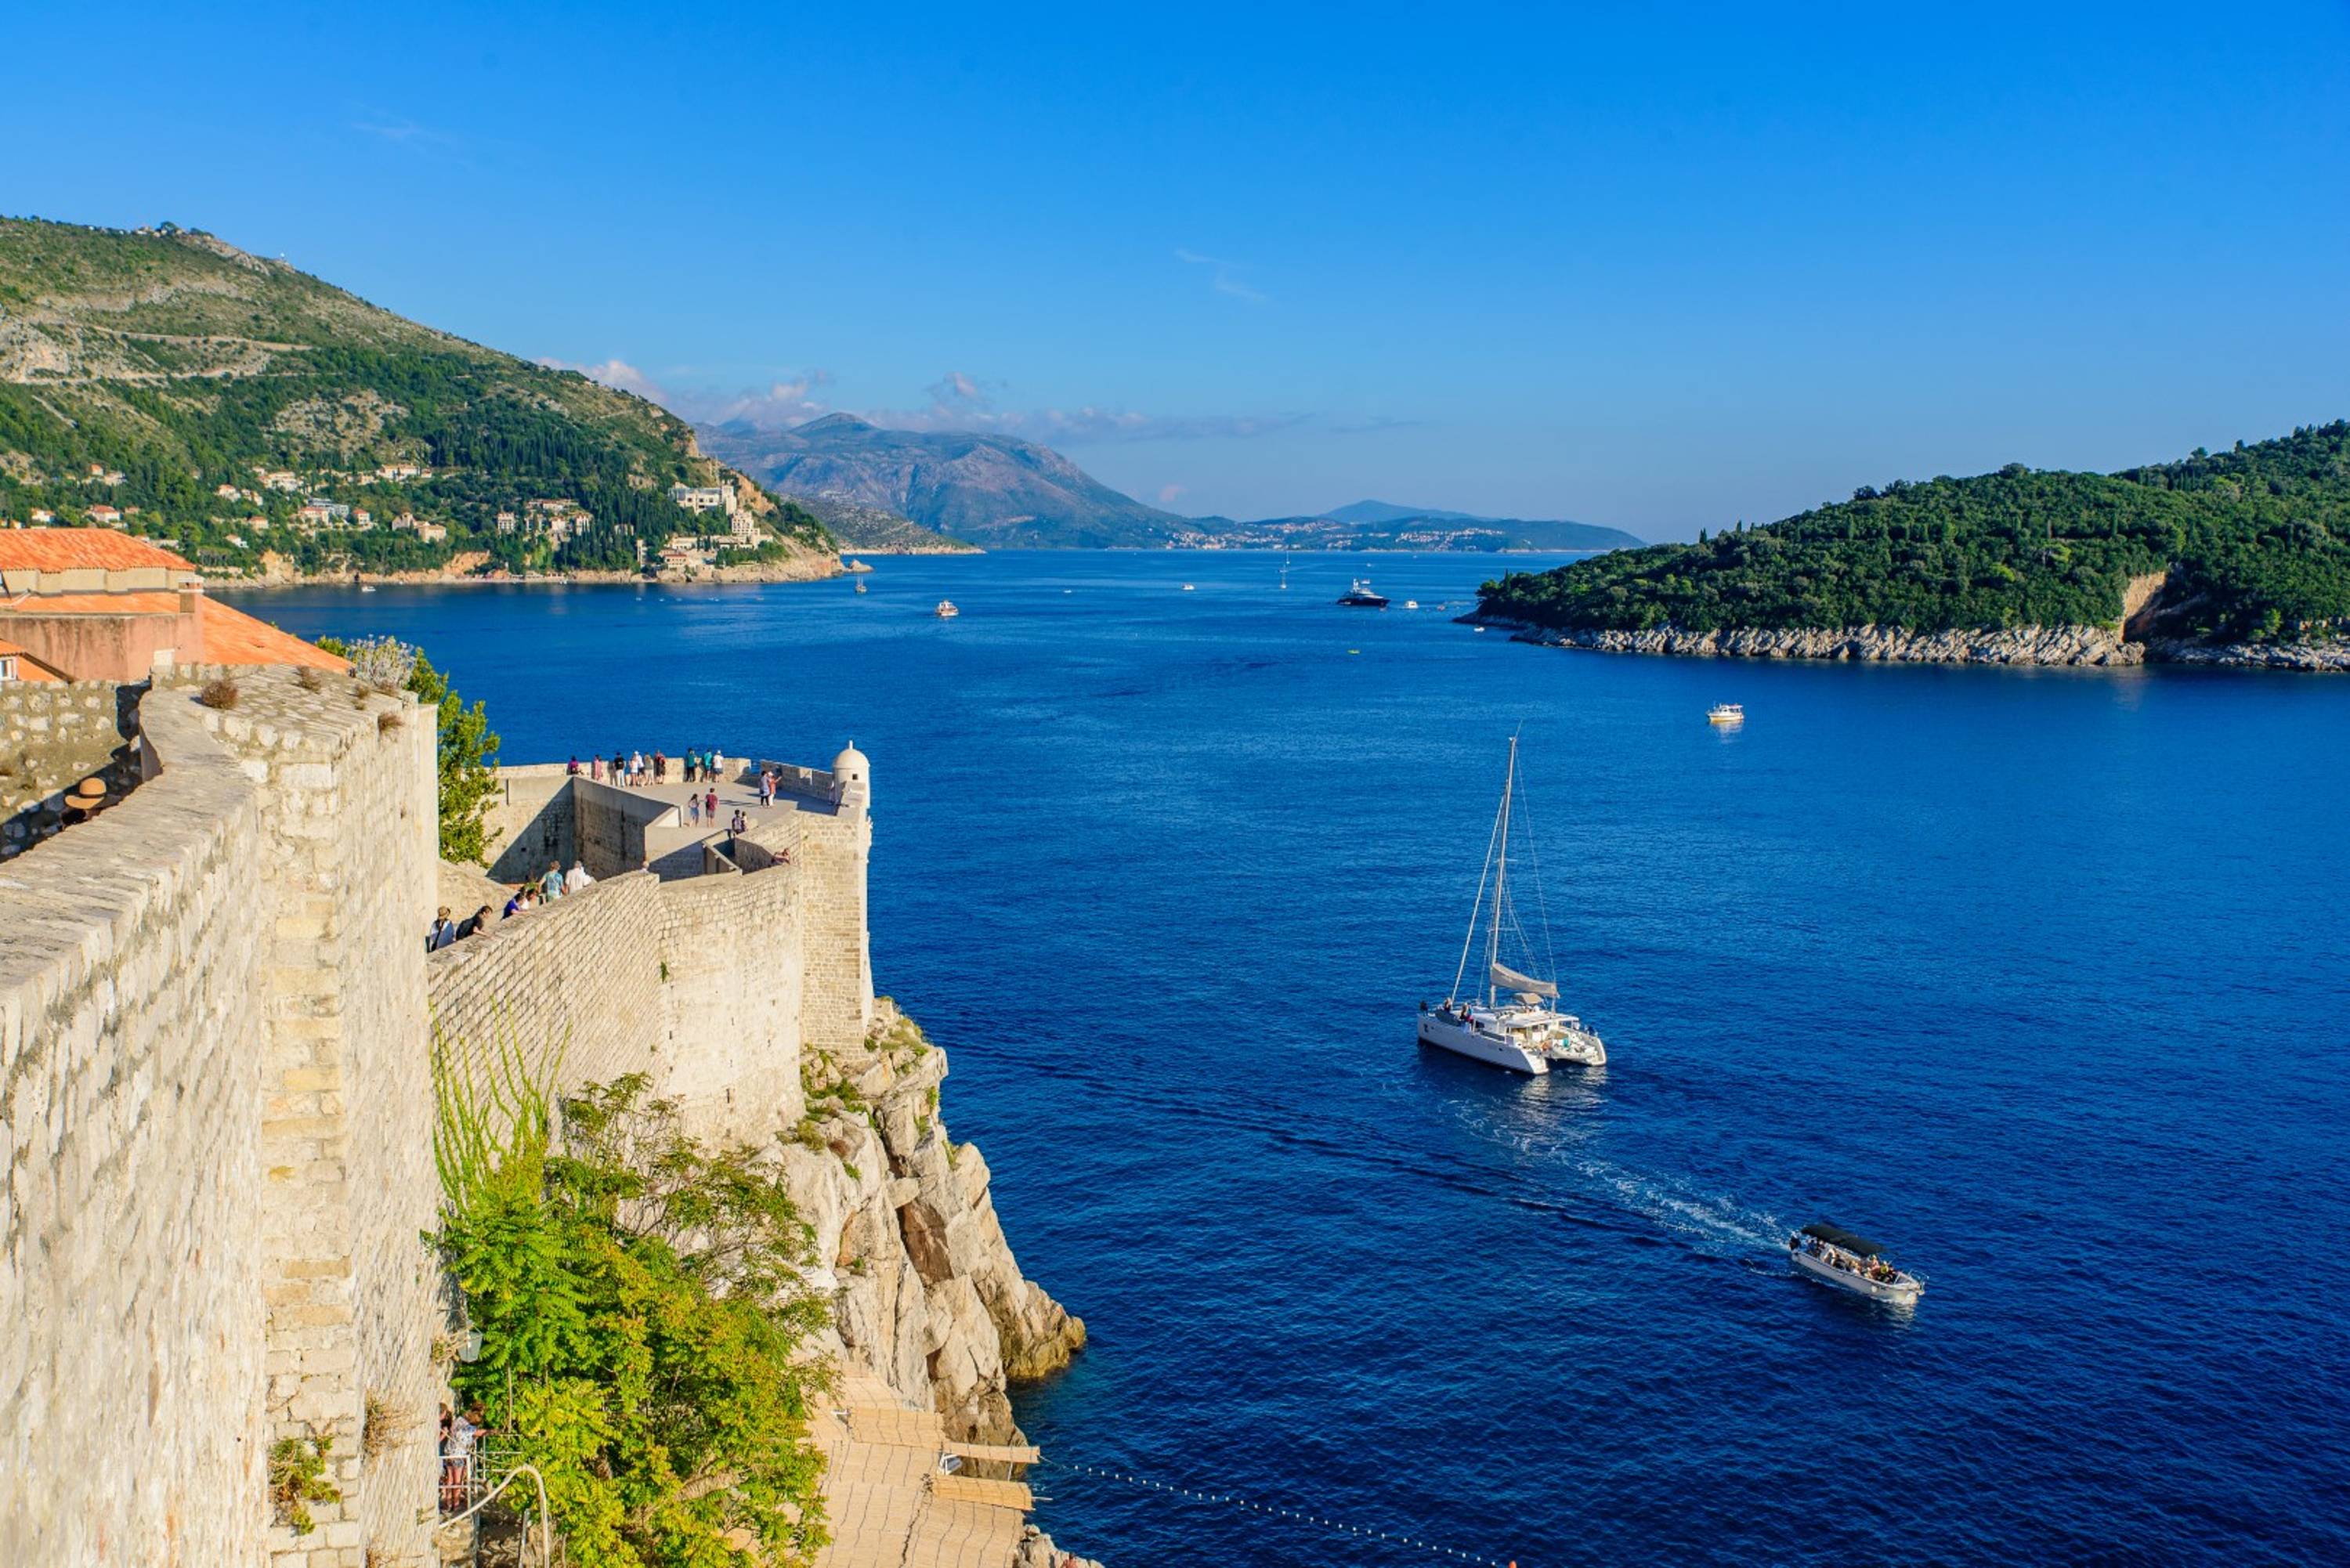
1489,961 -> 1556,998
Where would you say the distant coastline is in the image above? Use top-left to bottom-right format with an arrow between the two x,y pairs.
1465,613 -> 2350,671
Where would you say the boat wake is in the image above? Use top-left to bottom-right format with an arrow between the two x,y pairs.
1431,1097 -> 1788,1261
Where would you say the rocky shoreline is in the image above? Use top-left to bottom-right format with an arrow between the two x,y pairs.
786,1000 -> 1098,1563
1468,616 -> 2350,671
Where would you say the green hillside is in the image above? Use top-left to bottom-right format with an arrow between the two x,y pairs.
1477,424 -> 2350,646
0,217 -> 830,576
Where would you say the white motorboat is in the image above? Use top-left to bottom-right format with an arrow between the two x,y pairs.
934,599 -> 960,619
1788,1223 -> 1923,1305
1418,734 -> 1607,1074
1707,703 -> 1744,726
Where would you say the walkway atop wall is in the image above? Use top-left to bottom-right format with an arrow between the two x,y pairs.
812,1371 -> 1036,1568
575,762 -> 833,880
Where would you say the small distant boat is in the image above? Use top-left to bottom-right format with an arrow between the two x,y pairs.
1336,579 -> 1390,609
1418,735 -> 1607,1074
934,599 -> 960,619
1404,599 -> 1419,609
358,583 -> 377,594
854,578 -> 867,594
1473,625 -> 1488,634
1182,583 -> 1196,591
1707,703 -> 1744,726
1789,1224 -> 1923,1305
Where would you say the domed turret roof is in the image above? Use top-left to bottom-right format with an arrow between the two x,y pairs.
832,742 -> 870,775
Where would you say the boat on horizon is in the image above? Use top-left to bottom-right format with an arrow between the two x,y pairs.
854,577 -> 868,593
1788,1223 -> 1922,1305
934,599 -> 960,619
1418,735 -> 1607,1074
1708,703 -> 1744,726
1337,578 -> 1389,608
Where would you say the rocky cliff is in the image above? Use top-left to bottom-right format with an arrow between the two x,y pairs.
783,1000 -> 1086,1443
1474,616 -> 2350,670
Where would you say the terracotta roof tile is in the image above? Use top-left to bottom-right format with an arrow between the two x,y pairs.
195,597 -> 348,670
0,638 -> 64,681
0,529 -> 197,573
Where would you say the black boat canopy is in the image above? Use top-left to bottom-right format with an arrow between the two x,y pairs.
1799,1223 -> 1889,1257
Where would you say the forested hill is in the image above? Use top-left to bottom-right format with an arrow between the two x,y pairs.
0,217 -> 832,577
1477,423 -> 2350,647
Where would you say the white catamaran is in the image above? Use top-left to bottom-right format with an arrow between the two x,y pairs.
1418,735 -> 1607,1073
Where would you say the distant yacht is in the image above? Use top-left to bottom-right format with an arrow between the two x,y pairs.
1182,583 -> 1196,591
1279,555 -> 1291,590
1403,599 -> 1419,609
1418,735 -> 1607,1074
854,577 -> 867,593
934,599 -> 960,619
1789,1224 -> 1923,1305
1336,579 -> 1390,608
1708,703 -> 1744,726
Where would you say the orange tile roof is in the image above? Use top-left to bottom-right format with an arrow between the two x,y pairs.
0,638 -> 64,681
0,591 -> 347,670
195,596 -> 349,670
0,528 -> 197,573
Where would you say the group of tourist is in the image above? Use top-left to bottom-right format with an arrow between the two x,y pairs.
1798,1235 -> 1903,1284
438,1403 -> 484,1513
425,860 -> 595,951
568,748 -> 729,788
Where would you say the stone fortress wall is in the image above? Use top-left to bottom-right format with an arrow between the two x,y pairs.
3,675 -> 1080,1566
2,666 -> 441,1568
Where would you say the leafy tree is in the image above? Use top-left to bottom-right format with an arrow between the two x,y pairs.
316,637 -> 501,863
433,1051 -> 830,1568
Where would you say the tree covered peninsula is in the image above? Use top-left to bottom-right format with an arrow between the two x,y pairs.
1477,423 -> 2350,664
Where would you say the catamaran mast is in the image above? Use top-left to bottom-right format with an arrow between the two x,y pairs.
1488,735 -> 1516,1005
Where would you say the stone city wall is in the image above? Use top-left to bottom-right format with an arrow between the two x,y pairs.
426,836 -> 810,1144
0,688 -> 272,1567
1,665 -> 446,1568
0,679 -> 141,837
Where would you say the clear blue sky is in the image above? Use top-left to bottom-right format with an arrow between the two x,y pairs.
13,2 -> 2348,537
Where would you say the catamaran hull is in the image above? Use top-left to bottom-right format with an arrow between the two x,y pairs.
1790,1248 -> 1923,1305
1416,1017 -> 1550,1074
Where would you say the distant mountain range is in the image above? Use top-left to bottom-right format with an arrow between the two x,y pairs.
698,414 -> 1638,551
698,414 -> 1188,548
1181,504 -> 1643,552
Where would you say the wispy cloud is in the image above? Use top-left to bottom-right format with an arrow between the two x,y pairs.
1156,482 -> 1188,505
541,356 -> 1302,445
350,114 -> 459,149
1176,248 -> 1268,304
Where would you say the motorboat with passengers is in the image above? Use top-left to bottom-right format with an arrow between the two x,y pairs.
1788,1223 -> 1923,1304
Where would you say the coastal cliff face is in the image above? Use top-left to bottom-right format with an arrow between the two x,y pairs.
784,1001 -> 1086,1444
1477,617 -> 2350,670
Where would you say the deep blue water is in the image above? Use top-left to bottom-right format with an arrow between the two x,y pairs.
233,555 -> 2350,1566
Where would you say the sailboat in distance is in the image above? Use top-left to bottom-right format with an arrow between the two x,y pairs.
1418,735 -> 1607,1073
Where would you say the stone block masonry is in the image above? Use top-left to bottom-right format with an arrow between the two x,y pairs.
1,665 -> 443,1567
0,680 -> 1091,1565
0,679 -> 143,849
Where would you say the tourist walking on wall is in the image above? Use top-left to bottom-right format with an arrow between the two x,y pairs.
563,862 -> 593,894
688,792 -> 701,827
654,750 -> 667,783
540,861 -> 566,901
427,906 -> 457,952
759,768 -> 775,808
455,904 -> 491,940
704,786 -> 718,822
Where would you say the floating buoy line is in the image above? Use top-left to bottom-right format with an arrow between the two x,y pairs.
1037,1457 -> 1517,1566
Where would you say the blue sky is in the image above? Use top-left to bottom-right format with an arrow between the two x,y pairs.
12,2 -> 2349,537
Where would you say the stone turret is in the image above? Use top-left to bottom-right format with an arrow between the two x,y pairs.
832,739 -> 870,809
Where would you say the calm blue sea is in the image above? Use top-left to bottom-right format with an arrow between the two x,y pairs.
233,555 -> 2350,1566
